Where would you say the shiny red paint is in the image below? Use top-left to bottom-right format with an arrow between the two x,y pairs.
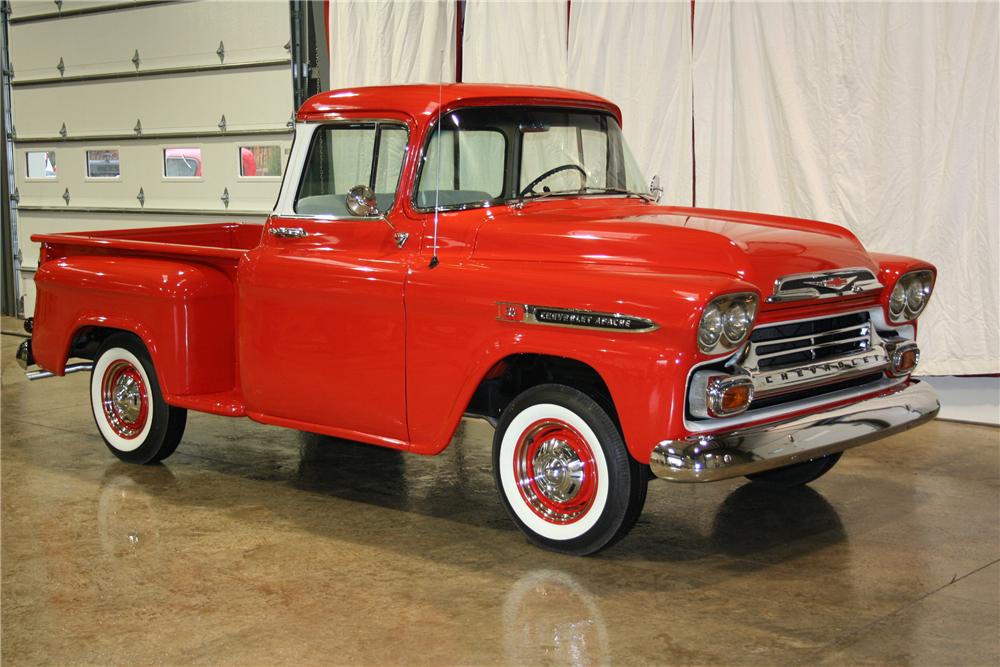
28,85 -> 936,465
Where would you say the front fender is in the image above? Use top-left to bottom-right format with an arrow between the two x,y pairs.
404,260 -> 758,462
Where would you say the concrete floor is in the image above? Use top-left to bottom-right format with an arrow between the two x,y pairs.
1,328 -> 998,666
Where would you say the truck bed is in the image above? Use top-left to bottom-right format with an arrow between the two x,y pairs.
31,222 -> 264,261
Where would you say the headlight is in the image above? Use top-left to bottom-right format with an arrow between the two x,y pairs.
699,304 -> 723,349
698,293 -> 758,354
722,301 -> 751,343
889,283 -> 906,317
888,270 -> 934,323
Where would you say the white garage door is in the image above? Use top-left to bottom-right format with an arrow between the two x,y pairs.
7,0 -> 297,315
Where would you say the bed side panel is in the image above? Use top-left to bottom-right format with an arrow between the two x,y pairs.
32,255 -> 236,397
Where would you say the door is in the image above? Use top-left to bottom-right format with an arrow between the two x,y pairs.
239,121 -> 416,445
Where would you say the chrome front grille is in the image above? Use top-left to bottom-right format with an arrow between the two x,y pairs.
748,312 -> 872,370
742,311 -> 889,403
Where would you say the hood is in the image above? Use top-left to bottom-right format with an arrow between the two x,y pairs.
471,200 -> 876,295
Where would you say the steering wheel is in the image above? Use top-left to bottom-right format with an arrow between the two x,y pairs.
519,163 -> 588,196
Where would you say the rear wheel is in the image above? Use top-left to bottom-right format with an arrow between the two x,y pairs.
746,452 -> 842,487
90,334 -> 186,464
492,384 -> 647,556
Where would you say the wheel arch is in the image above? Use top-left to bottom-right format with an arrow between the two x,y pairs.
465,353 -> 621,430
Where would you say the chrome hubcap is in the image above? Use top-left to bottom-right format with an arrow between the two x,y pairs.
100,360 -> 149,440
112,374 -> 143,423
513,419 -> 598,524
532,438 -> 586,503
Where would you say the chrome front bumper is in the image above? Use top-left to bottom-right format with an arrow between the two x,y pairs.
650,380 -> 939,482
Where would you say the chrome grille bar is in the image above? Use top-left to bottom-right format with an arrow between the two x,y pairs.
754,333 -> 871,361
741,311 -> 888,400
752,322 -> 870,348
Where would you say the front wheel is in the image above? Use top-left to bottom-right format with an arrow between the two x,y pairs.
493,384 -> 647,556
90,333 -> 187,464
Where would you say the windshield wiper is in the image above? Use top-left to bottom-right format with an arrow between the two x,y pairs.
520,186 -> 655,203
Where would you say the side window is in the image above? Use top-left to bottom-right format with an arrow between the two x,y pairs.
294,123 -> 408,216
163,147 -> 202,178
25,151 -> 57,179
417,124 -> 505,209
86,149 -> 120,178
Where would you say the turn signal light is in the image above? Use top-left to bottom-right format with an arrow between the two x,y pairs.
720,383 -> 752,413
706,375 -> 755,418
888,341 -> 920,377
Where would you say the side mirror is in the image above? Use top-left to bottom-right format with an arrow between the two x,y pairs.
346,184 -> 380,217
649,175 -> 664,203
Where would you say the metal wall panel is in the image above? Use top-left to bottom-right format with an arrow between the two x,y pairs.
12,68 -> 293,137
10,2 -> 289,81
9,1 -> 117,19
5,0 -> 296,316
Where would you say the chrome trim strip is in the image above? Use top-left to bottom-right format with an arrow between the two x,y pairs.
652,380 -> 939,483
497,302 -> 659,333
768,267 -> 883,303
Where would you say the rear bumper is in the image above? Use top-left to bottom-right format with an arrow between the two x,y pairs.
650,380 -> 939,482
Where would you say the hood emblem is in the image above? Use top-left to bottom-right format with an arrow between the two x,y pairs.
769,268 -> 882,303
801,275 -> 858,291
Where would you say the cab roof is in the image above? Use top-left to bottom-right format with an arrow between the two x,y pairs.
296,83 -> 622,125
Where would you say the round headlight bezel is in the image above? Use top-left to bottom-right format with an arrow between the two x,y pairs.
888,270 -> 934,323
889,283 -> 906,317
698,293 -> 758,355
722,301 -> 751,343
698,303 -> 723,349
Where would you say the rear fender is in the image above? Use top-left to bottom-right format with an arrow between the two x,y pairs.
32,256 -> 236,398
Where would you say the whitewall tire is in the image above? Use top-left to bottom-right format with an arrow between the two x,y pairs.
90,334 -> 186,464
493,384 -> 647,555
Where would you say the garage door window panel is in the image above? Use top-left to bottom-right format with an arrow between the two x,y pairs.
86,149 -> 121,179
25,151 -> 57,180
294,123 -> 409,217
239,145 -> 284,178
163,148 -> 203,179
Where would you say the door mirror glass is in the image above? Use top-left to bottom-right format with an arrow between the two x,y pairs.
346,184 -> 380,217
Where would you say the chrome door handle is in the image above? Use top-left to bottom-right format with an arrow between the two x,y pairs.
269,227 -> 307,239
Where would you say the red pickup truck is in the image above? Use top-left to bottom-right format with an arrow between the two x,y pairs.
16,84 -> 939,555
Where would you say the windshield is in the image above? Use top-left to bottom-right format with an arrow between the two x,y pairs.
415,106 -> 649,210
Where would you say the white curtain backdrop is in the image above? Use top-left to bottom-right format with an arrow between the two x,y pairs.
328,1 -> 456,88
462,0 -> 568,86
327,0 -> 998,375
693,1 -> 999,375
568,1 -> 693,207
